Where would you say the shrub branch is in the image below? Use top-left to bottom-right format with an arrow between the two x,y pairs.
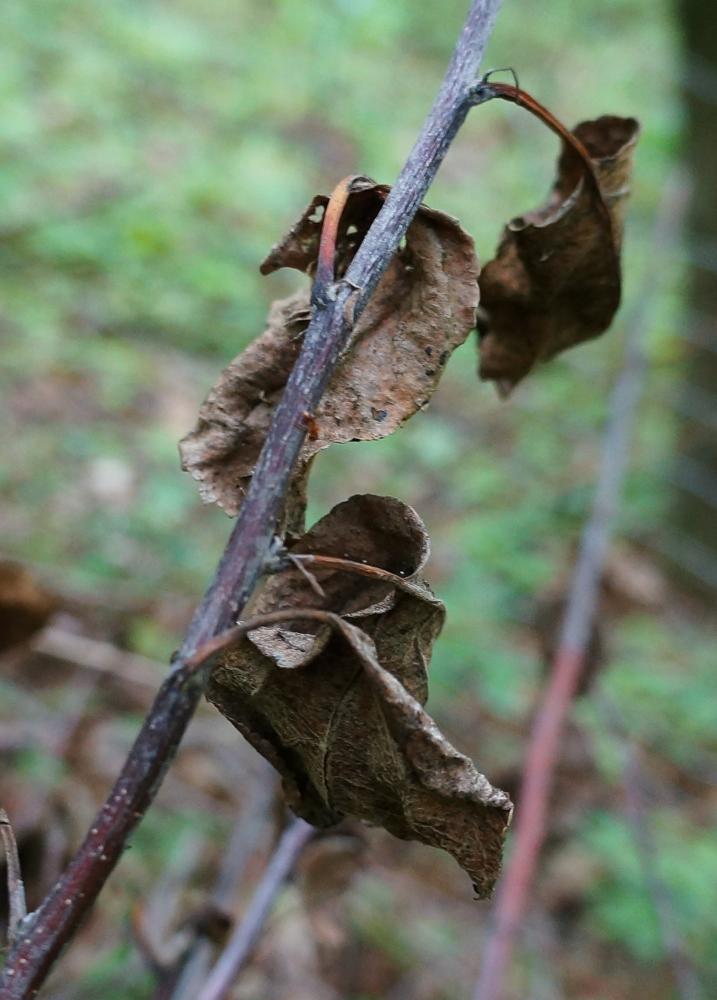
0,2 -> 503,995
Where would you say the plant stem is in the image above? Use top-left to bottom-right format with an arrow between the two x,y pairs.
0,3 -> 502,995
195,819 -> 316,1000
472,171 -> 688,1000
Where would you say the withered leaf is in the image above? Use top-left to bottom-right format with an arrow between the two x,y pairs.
208,495 -> 511,895
179,291 -> 313,528
478,115 -> 640,392
180,178 -> 479,520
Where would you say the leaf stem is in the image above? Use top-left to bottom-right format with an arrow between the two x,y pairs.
470,78 -> 613,236
312,174 -> 361,305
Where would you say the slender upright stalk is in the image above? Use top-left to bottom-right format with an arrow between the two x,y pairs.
196,819 -> 316,1000
473,172 -> 688,1000
0,3 -> 502,996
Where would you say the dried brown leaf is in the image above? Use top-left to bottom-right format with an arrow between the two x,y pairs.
180,179 -> 479,519
179,291 -> 313,525
246,493 -> 433,670
208,496 -> 511,895
478,115 -> 640,391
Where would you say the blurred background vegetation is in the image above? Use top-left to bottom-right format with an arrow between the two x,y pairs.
2,1 -> 716,997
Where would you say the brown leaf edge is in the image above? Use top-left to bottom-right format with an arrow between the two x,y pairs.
179,291 -> 314,529
209,609 -> 511,897
245,493 -> 435,670
324,615 -> 512,898
206,495 -> 511,895
208,495 -> 443,824
181,179 -> 479,520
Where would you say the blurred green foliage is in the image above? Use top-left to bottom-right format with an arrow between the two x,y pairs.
4,0 -> 716,996
585,809 -> 717,978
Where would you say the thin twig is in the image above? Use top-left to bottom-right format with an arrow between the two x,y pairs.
183,607 -> 352,671
131,830 -> 206,980
598,698 -> 704,1000
0,6 -> 502,993
0,810 -> 27,947
196,818 -> 316,1000
166,762 -> 277,1000
471,78 -> 612,235
473,170 -> 689,1000
32,626 -> 164,692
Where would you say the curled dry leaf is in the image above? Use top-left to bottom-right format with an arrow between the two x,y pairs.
478,115 -> 640,392
208,495 -> 511,896
246,493 -> 433,670
180,178 -> 479,521
179,292 -> 313,527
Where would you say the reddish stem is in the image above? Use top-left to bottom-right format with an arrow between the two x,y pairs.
473,646 -> 584,1000
313,174 -> 361,300
473,79 -> 613,237
473,173 -> 687,1000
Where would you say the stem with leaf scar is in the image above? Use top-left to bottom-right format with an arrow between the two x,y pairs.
0,2 -> 503,996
